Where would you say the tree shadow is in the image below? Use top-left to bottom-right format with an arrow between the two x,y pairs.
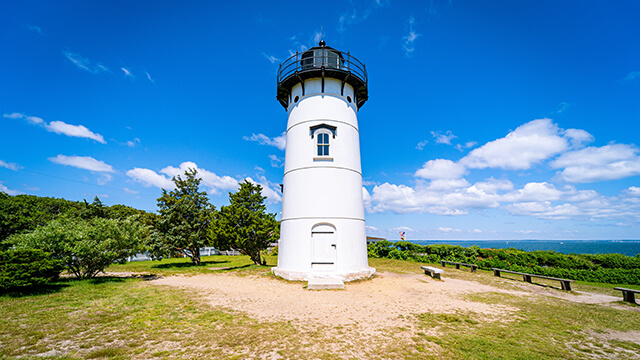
0,282 -> 69,298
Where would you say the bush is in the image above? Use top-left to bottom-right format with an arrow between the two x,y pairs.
7,217 -> 147,279
0,249 -> 63,290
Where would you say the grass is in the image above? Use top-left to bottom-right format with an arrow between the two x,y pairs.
2,255 -> 639,359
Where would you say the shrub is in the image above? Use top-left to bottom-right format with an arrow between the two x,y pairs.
0,249 -> 63,290
8,217 -> 147,279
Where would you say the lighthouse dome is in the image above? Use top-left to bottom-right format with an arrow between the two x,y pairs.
277,41 -> 368,110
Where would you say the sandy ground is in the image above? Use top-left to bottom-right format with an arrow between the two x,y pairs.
150,271 -> 529,334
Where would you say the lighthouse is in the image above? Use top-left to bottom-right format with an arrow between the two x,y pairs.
272,41 -> 375,283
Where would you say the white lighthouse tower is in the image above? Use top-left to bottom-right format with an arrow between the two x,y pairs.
272,41 -> 375,283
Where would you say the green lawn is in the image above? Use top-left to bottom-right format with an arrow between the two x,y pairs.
1,256 -> 639,359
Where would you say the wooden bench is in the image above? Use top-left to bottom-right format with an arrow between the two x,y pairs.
491,268 -> 574,291
614,287 -> 640,304
441,260 -> 478,272
421,266 -> 444,280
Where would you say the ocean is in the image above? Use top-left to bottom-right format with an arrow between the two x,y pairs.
406,240 -> 640,257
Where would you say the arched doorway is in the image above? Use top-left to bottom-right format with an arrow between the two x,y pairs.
311,223 -> 336,270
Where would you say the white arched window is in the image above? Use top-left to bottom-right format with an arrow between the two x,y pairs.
317,132 -> 330,156
310,124 -> 337,159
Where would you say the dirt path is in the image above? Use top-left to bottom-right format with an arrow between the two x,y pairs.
150,271 -> 526,334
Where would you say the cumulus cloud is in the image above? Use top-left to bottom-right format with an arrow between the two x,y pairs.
244,175 -> 282,204
64,51 -> 108,74
0,182 -> 21,195
562,128 -> 594,149
49,155 -> 115,173
243,132 -> 286,150
415,159 -> 466,180
460,119 -> 569,170
160,161 -> 239,195
4,112 -> 106,143
0,160 -> 20,171
126,167 -> 175,189
551,144 -> 640,183
436,227 -> 461,232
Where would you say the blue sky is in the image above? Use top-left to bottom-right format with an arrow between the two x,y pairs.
2,0 -> 640,240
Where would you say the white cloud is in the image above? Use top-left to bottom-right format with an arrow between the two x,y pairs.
45,120 -> 106,143
64,51 -> 108,74
415,159 -> 466,180
123,187 -> 139,194
431,130 -> 457,145
0,182 -> 21,195
262,52 -> 279,64
436,227 -> 461,232
455,141 -> 477,151
26,24 -> 42,34
49,155 -> 115,173
5,112 -> 105,143
562,128 -> 594,149
244,176 -> 282,204
416,140 -> 428,150
0,160 -> 20,171
121,67 -> 134,78
126,138 -> 141,147
472,229 -> 482,233
624,71 -> 640,81
3,112 -> 25,119
269,154 -> 283,168
145,71 -> 155,83
160,161 -> 239,195
515,230 -> 540,234
402,16 -> 420,56
504,202 -> 580,220
460,119 -> 569,170
243,132 -> 286,150
365,225 -> 379,231
551,144 -> 640,183
126,168 -> 175,189
502,182 -> 564,202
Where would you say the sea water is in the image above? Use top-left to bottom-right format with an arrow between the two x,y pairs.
407,240 -> 640,257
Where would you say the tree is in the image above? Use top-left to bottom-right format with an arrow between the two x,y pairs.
152,168 -> 214,265
209,180 -> 279,265
0,249 -> 64,291
8,217 -> 146,279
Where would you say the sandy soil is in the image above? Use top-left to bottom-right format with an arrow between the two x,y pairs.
150,271 -> 526,334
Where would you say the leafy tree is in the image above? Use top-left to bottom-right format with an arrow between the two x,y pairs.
8,217 -> 146,279
209,180 -> 279,265
0,249 -> 63,290
0,192 -> 82,245
152,168 -> 214,265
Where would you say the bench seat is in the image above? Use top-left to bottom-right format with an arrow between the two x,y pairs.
491,268 -> 574,291
613,287 -> 640,304
421,266 -> 444,280
441,260 -> 478,272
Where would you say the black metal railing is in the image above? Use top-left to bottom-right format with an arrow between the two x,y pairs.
277,49 -> 367,87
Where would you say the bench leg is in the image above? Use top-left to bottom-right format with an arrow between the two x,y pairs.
523,275 -> 532,283
561,281 -> 571,291
622,291 -> 636,303
441,261 -> 445,267
455,264 -> 460,269
433,272 -> 441,280
471,266 -> 477,273
493,270 -> 501,277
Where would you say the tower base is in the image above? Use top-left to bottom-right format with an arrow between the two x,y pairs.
271,266 -> 376,282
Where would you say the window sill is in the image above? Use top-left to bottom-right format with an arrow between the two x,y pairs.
313,157 -> 334,162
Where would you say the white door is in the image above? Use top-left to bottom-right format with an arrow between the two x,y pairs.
311,225 -> 336,269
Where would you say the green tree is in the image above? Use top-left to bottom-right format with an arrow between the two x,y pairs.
8,217 -> 146,279
209,180 -> 279,265
152,168 -> 214,265
0,249 -> 64,290
0,192 -> 82,245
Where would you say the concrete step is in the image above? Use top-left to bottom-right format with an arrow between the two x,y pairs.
307,277 -> 345,290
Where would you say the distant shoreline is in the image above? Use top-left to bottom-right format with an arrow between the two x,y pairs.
394,239 -> 640,257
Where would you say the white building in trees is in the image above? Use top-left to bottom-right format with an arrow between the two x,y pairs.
272,41 -> 375,282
